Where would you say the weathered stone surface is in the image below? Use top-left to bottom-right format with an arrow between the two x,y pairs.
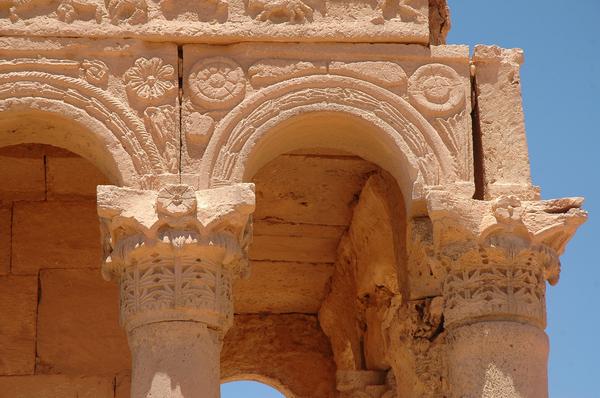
234,261 -> 333,314
0,205 -> 10,274
250,234 -> 338,263
46,156 -> 109,199
428,0 -> 450,45
473,45 -> 537,200
0,38 -> 180,185
115,373 -> 131,398
222,314 -> 336,398
0,0 -> 433,44
0,375 -> 114,397
253,154 -> 377,226
447,322 -> 548,398
0,275 -> 37,375
12,200 -> 101,274
36,269 -> 129,375
0,156 -> 45,202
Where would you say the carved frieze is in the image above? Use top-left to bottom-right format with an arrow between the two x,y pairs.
0,0 -> 433,44
98,183 -> 255,332
248,59 -> 326,88
105,0 -> 147,24
329,61 -> 407,93
246,0 -> 317,24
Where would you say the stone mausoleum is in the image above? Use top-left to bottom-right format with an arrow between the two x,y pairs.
0,0 -> 587,397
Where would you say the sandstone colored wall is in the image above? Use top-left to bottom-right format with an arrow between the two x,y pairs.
0,144 -> 129,396
0,144 -> 347,397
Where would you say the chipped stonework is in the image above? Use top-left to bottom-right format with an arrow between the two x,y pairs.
0,3 -> 588,397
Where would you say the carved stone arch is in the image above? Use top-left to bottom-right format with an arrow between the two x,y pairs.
0,71 -> 168,185
200,75 -> 462,205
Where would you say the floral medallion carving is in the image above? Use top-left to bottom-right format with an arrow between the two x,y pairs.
188,57 -> 246,110
157,184 -> 197,217
81,59 -> 109,85
408,64 -> 465,117
124,57 -> 176,104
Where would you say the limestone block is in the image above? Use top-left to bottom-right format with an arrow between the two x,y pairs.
0,375 -> 114,397
0,0 -> 432,44
0,275 -> 37,375
447,322 -> 548,398
12,201 -> 101,274
0,206 -> 10,274
36,269 -> 130,375
0,155 -> 45,202
253,155 -> 377,226
250,234 -> 338,263
251,223 -> 340,266
46,156 -> 110,199
473,45 -> 536,199
222,314 -> 336,398
0,37 -> 180,185
234,261 -> 333,313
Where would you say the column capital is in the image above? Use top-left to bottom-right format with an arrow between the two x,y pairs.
419,191 -> 586,328
97,183 -> 255,333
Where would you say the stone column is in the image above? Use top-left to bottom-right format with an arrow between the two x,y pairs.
97,183 -> 255,398
426,192 -> 586,398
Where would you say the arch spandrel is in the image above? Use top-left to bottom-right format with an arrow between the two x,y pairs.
0,39 -> 180,188
199,74 -> 473,208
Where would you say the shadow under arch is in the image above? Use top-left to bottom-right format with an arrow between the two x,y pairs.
0,71 -> 168,186
222,375 -> 292,398
200,75 -> 462,207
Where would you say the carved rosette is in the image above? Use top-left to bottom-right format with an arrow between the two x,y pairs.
124,57 -> 176,105
408,64 -> 465,117
97,183 -> 255,333
188,57 -> 246,110
425,192 -> 587,329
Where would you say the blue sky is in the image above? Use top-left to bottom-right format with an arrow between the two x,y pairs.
223,1 -> 600,396
448,1 -> 599,397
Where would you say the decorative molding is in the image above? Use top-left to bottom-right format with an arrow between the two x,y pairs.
200,75 -> 460,198
422,191 -> 587,328
97,183 -> 255,332
408,63 -> 465,117
188,57 -> 246,110
0,70 -> 166,175
124,57 -> 176,105
105,0 -> 147,24
246,0 -> 317,24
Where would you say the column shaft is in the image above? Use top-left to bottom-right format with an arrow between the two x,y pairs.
129,322 -> 221,398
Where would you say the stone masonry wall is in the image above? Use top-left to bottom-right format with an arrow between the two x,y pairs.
0,144 -> 130,397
